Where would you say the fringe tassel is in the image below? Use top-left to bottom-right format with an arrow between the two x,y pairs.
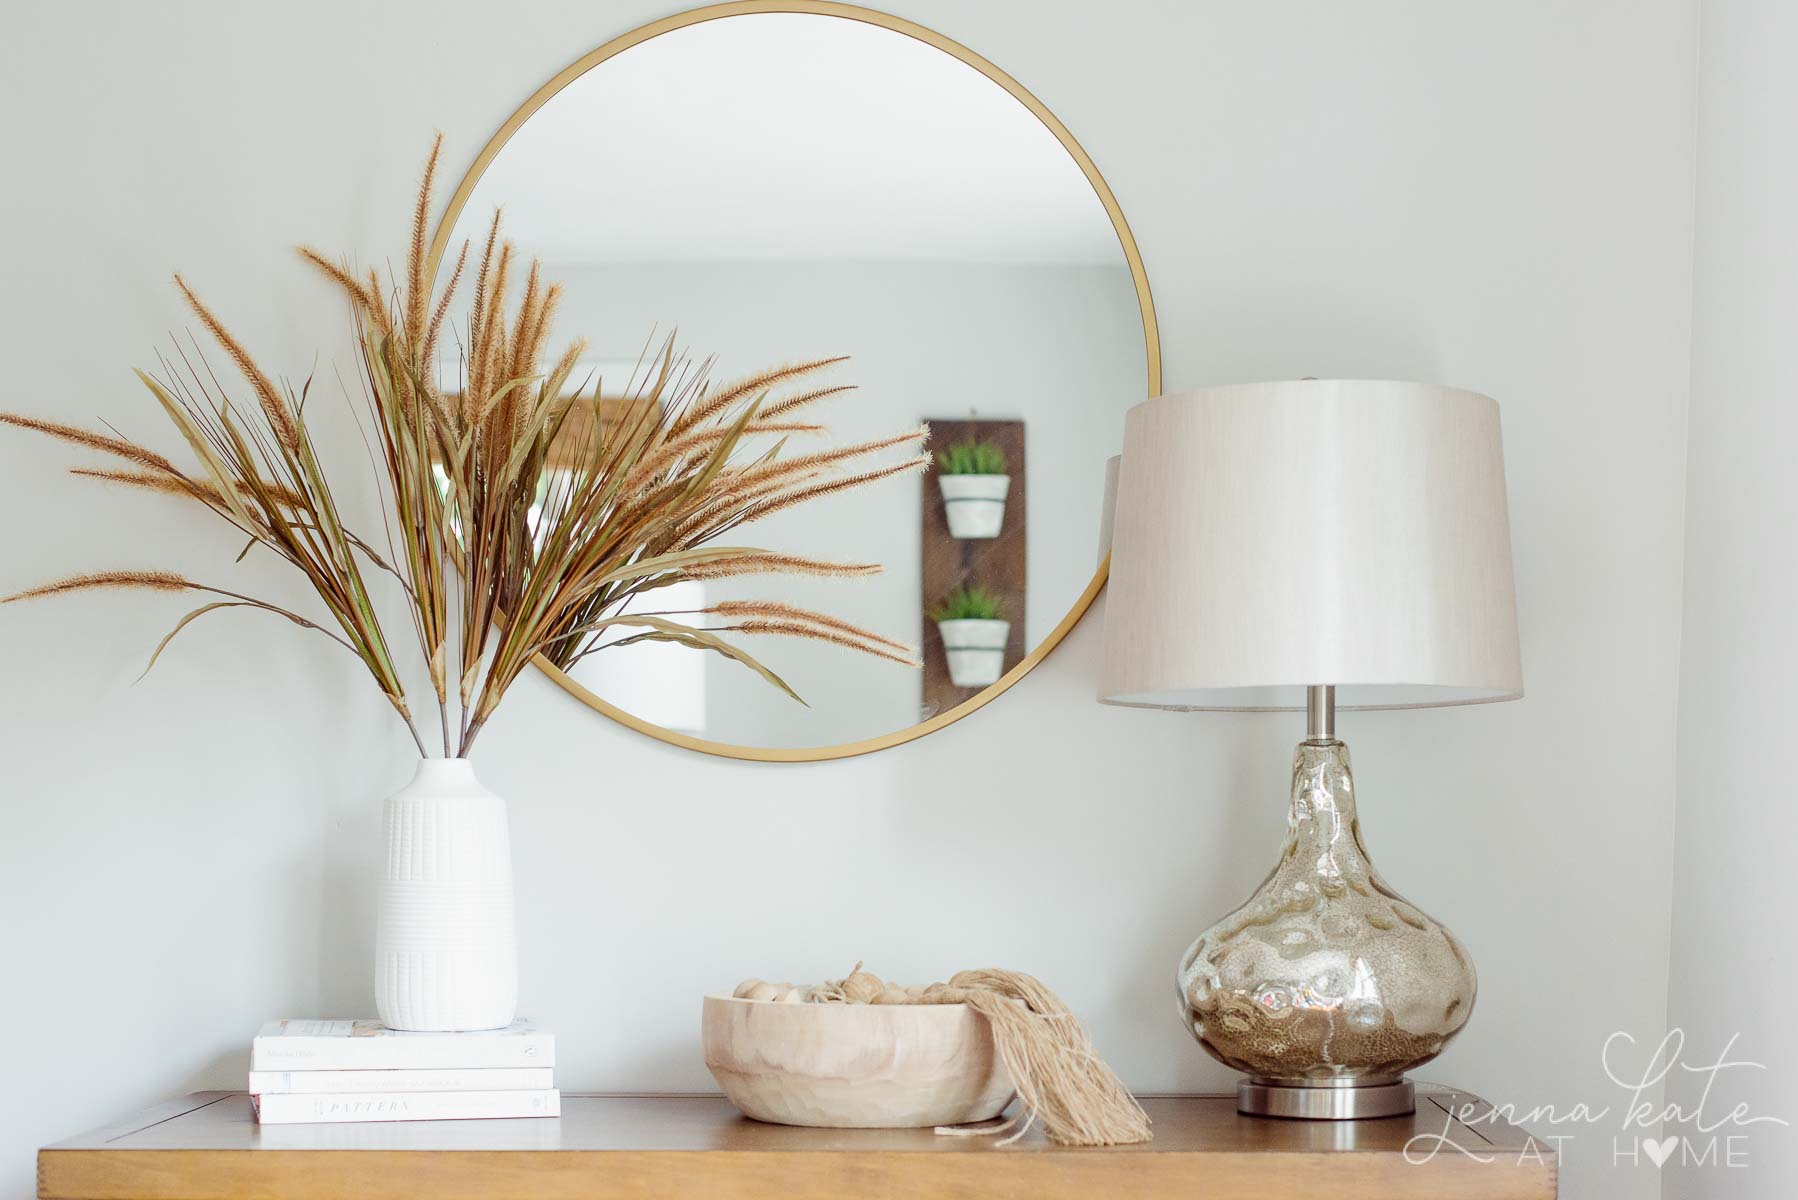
917,969 -> 1153,1147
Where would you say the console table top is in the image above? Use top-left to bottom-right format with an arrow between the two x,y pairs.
40,1088 -> 1554,1199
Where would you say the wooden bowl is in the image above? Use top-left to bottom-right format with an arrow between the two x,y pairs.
702,994 -> 1015,1128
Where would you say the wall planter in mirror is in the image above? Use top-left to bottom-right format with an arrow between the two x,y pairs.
932,585 -> 1012,689
936,436 -> 1011,538
430,0 -> 1159,760
920,419 -> 1026,710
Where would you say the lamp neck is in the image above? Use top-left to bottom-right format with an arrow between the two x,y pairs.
1306,684 -> 1336,742
1285,739 -> 1363,864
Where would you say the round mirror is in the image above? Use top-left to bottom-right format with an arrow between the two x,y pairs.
433,2 -> 1158,760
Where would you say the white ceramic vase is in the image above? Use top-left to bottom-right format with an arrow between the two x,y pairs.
937,618 -> 1011,688
939,474 -> 1010,538
375,759 -> 518,1032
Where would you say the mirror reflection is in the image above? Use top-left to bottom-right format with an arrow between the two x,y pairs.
441,13 -> 1150,752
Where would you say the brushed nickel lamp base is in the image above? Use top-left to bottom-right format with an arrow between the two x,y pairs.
1237,1077 -> 1416,1121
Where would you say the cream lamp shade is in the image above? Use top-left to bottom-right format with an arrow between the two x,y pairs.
1100,380 -> 1522,711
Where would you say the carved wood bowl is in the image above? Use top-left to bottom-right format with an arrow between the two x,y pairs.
702,994 -> 1015,1128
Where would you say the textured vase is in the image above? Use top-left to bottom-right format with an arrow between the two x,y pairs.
375,759 -> 517,1032
1178,739 -> 1475,1093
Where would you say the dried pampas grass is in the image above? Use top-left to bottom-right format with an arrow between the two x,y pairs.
1,570 -> 196,601
680,553 -> 882,581
0,413 -> 177,474
707,600 -> 913,656
0,136 -> 925,756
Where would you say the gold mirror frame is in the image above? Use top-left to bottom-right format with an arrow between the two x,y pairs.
429,0 -> 1161,762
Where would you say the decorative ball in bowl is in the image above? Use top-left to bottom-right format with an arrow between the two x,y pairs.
702,981 -> 1014,1128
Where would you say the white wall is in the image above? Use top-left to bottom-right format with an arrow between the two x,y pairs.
0,3 -> 1697,1198
1664,1 -> 1798,1195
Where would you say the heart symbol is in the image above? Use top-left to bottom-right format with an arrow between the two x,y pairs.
1643,1136 -> 1678,1168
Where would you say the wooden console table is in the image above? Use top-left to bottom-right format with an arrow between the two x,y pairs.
40,1089 -> 1554,1199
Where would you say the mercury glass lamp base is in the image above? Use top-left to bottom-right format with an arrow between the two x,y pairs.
1237,1077 -> 1416,1120
1177,720 -> 1478,1123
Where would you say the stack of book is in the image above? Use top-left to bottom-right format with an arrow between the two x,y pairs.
249,1019 -> 559,1125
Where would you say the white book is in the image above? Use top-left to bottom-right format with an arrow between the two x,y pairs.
248,1067 -> 554,1095
252,1088 -> 560,1125
251,1020 -> 554,1071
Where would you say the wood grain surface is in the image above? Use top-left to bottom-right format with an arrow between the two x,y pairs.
40,1090 -> 1555,1199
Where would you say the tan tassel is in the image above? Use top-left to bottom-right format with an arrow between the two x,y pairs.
920,969 -> 1152,1147
804,964 -> 1152,1147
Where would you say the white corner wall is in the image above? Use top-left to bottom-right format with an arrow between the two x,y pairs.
1665,1 -> 1798,1196
0,3 -> 1698,1199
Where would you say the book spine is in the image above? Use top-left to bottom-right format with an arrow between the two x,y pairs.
250,1034 -> 554,1071
248,1067 -> 554,1095
253,1089 -> 560,1124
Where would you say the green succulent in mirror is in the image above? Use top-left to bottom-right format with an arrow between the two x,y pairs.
929,585 -> 1007,623
934,437 -> 1007,476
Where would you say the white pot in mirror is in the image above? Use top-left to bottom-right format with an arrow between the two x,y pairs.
939,475 -> 1011,539
938,618 -> 1011,688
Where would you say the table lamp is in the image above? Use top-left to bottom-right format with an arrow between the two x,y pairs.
1100,380 -> 1522,1120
